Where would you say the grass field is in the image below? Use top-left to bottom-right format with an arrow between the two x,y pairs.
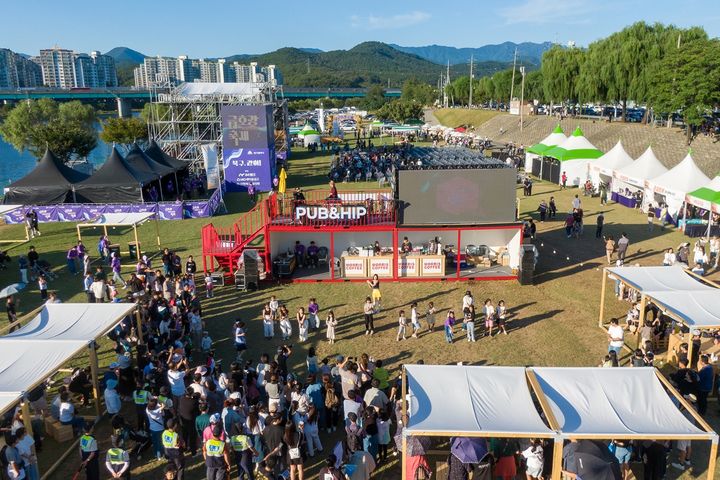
433,108 -> 503,129
2,145 -> 719,479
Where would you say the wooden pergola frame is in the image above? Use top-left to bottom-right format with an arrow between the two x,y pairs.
598,267 -> 720,364
400,366 -> 719,480
0,304 -> 142,480
76,213 -> 161,257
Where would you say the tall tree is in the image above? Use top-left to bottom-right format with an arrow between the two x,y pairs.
376,100 -> 423,123
100,117 -> 149,147
541,45 -> 584,105
401,78 -> 437,106
647,37 -> 720,143
0,99 -> 97,162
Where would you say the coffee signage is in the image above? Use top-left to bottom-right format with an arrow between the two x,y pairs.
295,206 -> 367,221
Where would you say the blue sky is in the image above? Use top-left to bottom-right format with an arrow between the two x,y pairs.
1,0 -> 718,56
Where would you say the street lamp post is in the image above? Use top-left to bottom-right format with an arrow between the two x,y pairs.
519,66 -> 526,132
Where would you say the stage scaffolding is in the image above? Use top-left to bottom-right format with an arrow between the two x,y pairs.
148,77 -> 289,172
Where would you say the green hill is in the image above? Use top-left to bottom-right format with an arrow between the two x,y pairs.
226,42 -> 515,88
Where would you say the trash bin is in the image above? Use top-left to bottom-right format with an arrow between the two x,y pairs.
128,241 -> 141,260
108,244 -> 121,260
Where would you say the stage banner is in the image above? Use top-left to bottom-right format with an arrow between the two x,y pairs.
201,144 -> 221,190
130,203 -> 159,214
34,205 -> 59,222
221,104 -> 274,192
4,208 -> 28,224
83,204 -> 109,220
104,204 -> 133,214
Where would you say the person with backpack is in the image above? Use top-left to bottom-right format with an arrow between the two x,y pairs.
79,423 -> 99,480
324,379 -> 340,434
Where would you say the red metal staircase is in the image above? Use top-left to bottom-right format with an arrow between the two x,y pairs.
201,200 -> 269,277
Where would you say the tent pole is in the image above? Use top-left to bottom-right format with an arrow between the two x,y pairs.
636,294 -> 647,348
551,438 -> 563,480
133,225 -> 140,260
135,309 -> 144,345
155,216 -> 161,247
688,334 -> 696,369
654,369 -> 716,433
707,438 -> 718,480
103,225 -> 108,238
76,224 -> 82,242
71,186 -> 77,203
401,365 -> 408,479
88,343 -> 101,419
158,179 -> 164,202
20,401 -> 33,437
598,268 -> 607,327
401,435 -> 407,480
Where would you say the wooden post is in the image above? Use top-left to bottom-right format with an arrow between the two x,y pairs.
401,365 -> 408,479
135,309 -> 144,345
687,335 -> 696,369
155,217 -> 161,247
708,438 -> 718,480
401,435 -> 407,480
103,225 -> 108,238
20,401 -> 33,437
133,225 -> 140,260
598,269 -> 608,327
552,438 -> 563,480
88,343 -> 101,419
636,294 -> 648,349
76,224 -> 82,241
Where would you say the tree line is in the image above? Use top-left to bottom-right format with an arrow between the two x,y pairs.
444,22 -> 720,132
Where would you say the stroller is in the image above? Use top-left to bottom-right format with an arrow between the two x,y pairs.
111,415 -> 152,459
31,259 -> 57,281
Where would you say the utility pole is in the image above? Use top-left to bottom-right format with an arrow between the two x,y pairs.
519,66 -> 526,131
306,58 -> 310,74
468,54 -> 474,108
445,60 -> 451,108
509,48 -> 518,103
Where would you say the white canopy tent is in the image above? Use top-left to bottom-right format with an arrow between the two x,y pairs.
76,211 -> 160,253
612,146 -> 667,196
530,367 -> 713,440
3,303 -> 136,341
405,365 -> 552,436
605,265 -> 712,293
686,176 -> 720,212
645,153 -> 710,217
642,290 -> 720,329
543,127 -> 603,186
524,125 -> 567,173
588,140 -> 633,187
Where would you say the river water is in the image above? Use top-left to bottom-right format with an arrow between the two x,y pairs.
0,113 -> 132,186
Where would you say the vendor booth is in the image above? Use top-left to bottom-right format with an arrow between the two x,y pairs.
683,176 -> 720,237
524,124 -> 566,175
645,153 -> 710,221
588,140 -> 633,188
542,127 -> 603,186
612,146 -> 667,208
402,364 -> 718,480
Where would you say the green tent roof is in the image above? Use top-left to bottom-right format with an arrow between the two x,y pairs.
552,124 -> 564,134
687,187 -> 720,204
527,143 -> 552,155
544,126 -> 603,161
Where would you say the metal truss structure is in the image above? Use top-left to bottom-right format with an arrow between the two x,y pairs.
148,76 -> 288,172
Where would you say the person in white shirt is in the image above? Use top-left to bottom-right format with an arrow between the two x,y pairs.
607,318 -> 625,354
342,390 -> 362,424
104,379 -> 121,416
522,440 -> 544,480
462,291 -> 473,311
15,427 -> 38,480
663,248 -> 676,266
572,194 -> 581,210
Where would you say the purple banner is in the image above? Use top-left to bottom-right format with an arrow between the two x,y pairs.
157,203 -> 183,220
56,205 -> 86,222
221,105 -> 275,192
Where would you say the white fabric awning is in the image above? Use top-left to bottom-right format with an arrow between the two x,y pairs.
643,290 -> 720,328
530,367 -> 710,439
606,266 -> 712,293
90,212 -> 155,226
614,146 -> 667,187
0,205 -> 22,216
589,140 -> 633,176
0,339 -> 87,413
3,303 -> 136,341
406,365 -> 552,436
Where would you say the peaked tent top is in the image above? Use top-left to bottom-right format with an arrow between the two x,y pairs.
125,144 -> 176,177
144,140 -> 187,170
77,147 -> 157,187
8,148 -> 89,187
648,152 -> 710,195
590,140 -> 633,172
544,127 -> 603,161
614,146 -> 668,186
527,124 -> 567,155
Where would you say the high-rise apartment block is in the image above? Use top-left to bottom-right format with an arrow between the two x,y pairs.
35,47 -> 117,88
133,55 -> 282,87
0,48 -> 44,88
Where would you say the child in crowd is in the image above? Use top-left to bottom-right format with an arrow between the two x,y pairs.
396,310 -> 407,341
204,273 -> 213,298
410,303 -> 421,338
426,301 -> 437,332
445,310 -> 455,343
262,305 -> 275,340
464,306 -> 475,342
483,299 -> 495,338
269,295 -> 279,319
497,300 -> 508,335
308,297 -> 320,330
326,310 -> 337,345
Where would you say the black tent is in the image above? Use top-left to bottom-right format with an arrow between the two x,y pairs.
125,143 -> 176,177
75,147 -> 158,203
3,149 -> 90,205
144,140 -> 188,171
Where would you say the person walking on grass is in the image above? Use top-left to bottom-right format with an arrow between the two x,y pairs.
647,203 -> 655,232
604,235 -> 616,264
426,302 -> 437,332
262,304 -> 274,340
396,310 -> 407,341
497,300 -> 509,335
617,233 -> 630,261
549,196 -> 557,219
297,307 -> 308,342
363,296 -> 375,336
110,252 -> 126,289
444,310 -> 455,344
410,303 -> 421,338
367,274 -> 382,312
483,299 -> 496,338
326,310 -> 337,345
463,306 -> 476,342
596,212 -> 604,239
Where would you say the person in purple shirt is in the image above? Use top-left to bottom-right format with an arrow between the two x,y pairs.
110,252 -> 126,288
66,246 -> 78,275
306,241 -> 320,268
308,297 -> 320,330
294,241 -> 306,267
